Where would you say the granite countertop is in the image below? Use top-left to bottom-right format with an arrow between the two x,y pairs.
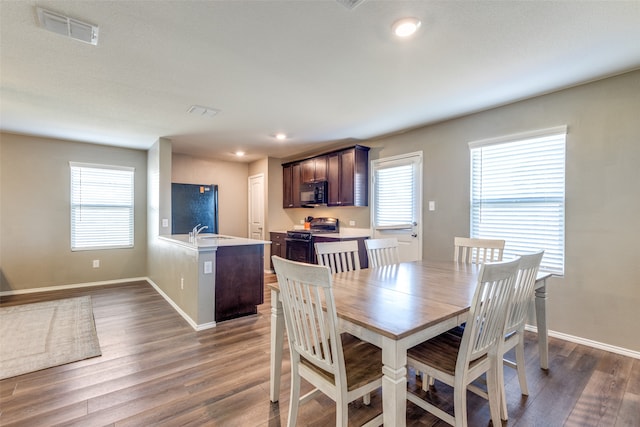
159,234 -> 272,251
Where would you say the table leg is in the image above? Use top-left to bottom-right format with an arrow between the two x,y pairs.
381,337 -> 407,427
270,289 -> 285,402
534,280 -> 549,370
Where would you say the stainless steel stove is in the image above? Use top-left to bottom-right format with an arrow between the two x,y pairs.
285,217 -> 339,263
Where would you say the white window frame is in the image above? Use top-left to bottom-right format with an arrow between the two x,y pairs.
70,162 -> 135,251
468,126 -> 566,274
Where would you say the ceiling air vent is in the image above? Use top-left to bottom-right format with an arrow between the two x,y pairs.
36,7 -> 99,45
336,0 -> 367,10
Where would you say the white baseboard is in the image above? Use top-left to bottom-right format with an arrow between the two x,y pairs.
0,277 -> 148,296
0,276 -> 216,332
144,278 -> 216,331
525,324 -> 640,360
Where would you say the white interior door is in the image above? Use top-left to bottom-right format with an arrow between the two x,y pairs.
248,174 -> 264,240
370,152 -> 423,262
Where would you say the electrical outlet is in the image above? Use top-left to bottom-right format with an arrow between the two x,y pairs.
92,259 -> 100,268
162,218 -> 169,228
180,277 -> 184,290
349,220 -> 356,226
204,261 -> 213,274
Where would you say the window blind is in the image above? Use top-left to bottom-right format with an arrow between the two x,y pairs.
372,161 -> 415,227
70,162 -> 134,250
469,127 -> 566,274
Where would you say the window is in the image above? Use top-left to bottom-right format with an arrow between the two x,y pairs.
469,126 -> 566,274
70,162 -> 134,250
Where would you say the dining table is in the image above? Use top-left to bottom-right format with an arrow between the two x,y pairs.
268,259 -> 552,427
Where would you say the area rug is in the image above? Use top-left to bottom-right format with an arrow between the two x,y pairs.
0,296 -> 101,380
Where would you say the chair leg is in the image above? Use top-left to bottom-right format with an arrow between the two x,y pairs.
453,377 -> 469,427
498,359 -> 508,421
288,365 -> 301,427
336,399 -> 349,426
486,365 -> 502,427
515,337 -> 529,395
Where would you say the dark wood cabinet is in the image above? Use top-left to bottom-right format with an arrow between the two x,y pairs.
270,232 -> 287,270
283,163 -> 302,208
215,245 -> 264,322
301,156 -> 327,183
327,146 -> 369,207
283,145 -> 368,209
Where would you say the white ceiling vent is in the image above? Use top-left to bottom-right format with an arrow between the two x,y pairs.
36,7 -> 99,45
336,0 -> 367,10
187,105 -> 220,118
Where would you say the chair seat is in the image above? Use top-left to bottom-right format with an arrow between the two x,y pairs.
301,333 -> 383,391
408,331 -> 487,376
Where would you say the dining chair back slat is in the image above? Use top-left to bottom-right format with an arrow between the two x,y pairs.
365,238 -> 400,267
454,237 -> 505,264
315,240 -> 361,274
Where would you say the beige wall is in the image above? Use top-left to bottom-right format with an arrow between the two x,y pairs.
0,133 -> 148,291
366,70 -> 640,352
1,69 -> 638,352
172,153 -> 249,238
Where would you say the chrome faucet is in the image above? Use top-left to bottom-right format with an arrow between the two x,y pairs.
189,224 -> 209,242
194,224 -> 208,237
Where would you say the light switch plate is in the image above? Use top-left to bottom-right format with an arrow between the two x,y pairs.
428,201 -> 436,211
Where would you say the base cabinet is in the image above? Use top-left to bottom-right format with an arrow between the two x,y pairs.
215,245 -> 264,322
270,232 -> 287,270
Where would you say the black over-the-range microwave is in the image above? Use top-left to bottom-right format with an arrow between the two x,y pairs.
300,181 -> 328,206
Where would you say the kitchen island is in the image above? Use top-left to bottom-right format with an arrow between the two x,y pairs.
152,234 -> 270,330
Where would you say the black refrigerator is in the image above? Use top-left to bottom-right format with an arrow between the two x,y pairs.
171,183 -> 219,234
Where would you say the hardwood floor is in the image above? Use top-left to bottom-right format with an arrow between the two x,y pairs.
1,276 -> 638,426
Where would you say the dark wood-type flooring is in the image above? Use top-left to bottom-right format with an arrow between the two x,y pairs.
1,276 -> 638,426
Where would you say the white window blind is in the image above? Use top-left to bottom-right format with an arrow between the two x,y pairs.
469,126 -> 566,274
70,162 -> 134,250
372,160 -> 415,227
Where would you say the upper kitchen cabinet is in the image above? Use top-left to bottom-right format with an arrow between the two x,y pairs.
282,145 -> 369,209
301,156 -> 327,183
327,145 -> 369,207
283,162 -> 302,208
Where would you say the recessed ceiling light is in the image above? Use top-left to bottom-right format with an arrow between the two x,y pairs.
275,133 -> 287,140
392,17 -> 421,38
235,151 -> 245,157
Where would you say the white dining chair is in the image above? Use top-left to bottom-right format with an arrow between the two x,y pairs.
454,237 -> 505,264
364,238 -> 400,267
420,236 -> 507,388
497,250 -> 544,420
271,256 -> 383,427
315,240 -> 361,274
407,258 -> 521,427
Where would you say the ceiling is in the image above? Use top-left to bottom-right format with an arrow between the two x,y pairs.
2,1 -> 639,163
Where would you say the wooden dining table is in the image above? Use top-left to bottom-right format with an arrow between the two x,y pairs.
268,259 -> 552,427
